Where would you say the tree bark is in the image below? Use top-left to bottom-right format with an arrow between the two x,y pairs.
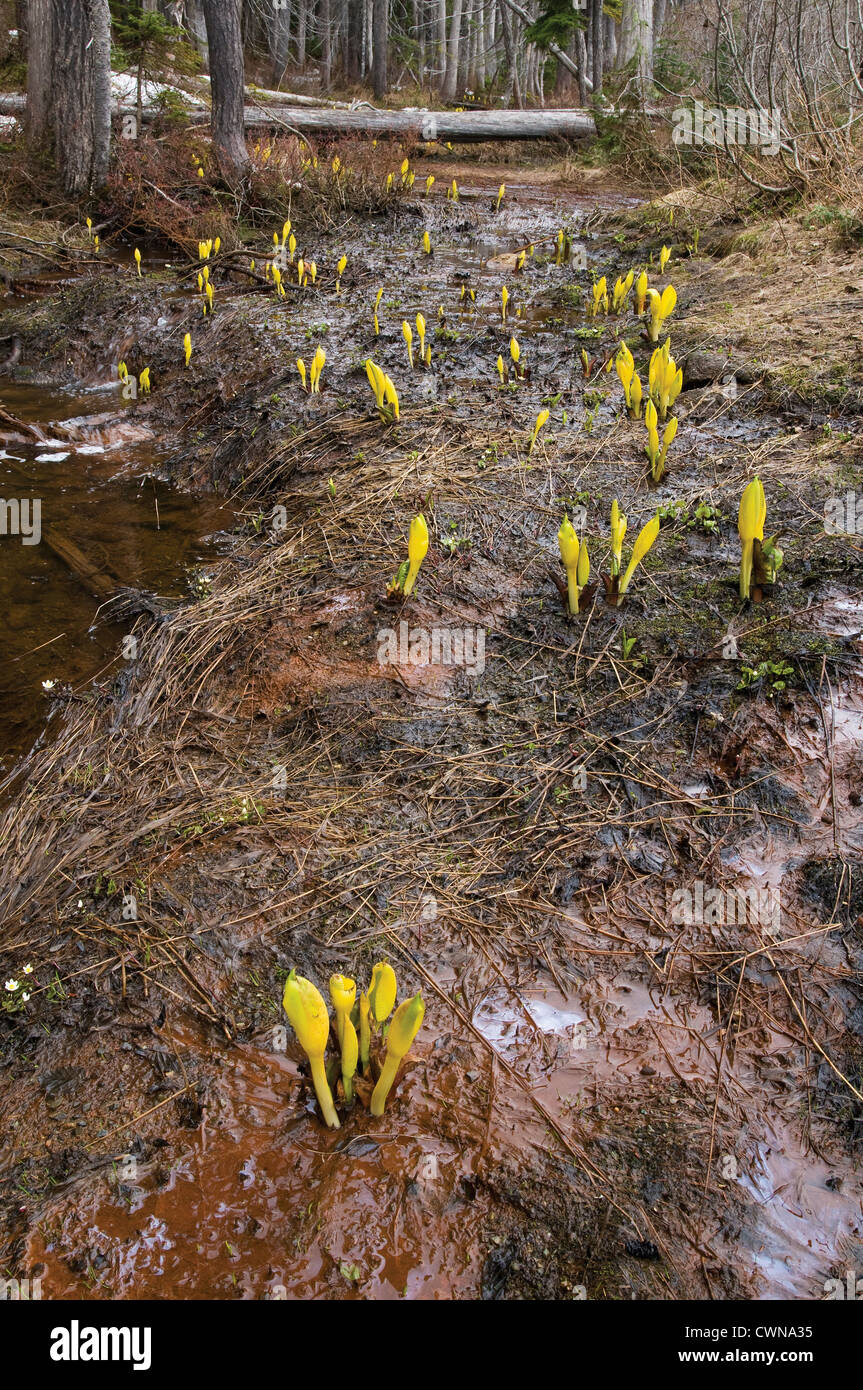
619,0 -> 653,101
590,0 -> 603,96
497,0 -> 521,108
319,0 -> 332,90
441,0 -> 463,102
26,0 -> 52,144
50,0 -> 111,196
371,0 -> 387,99
269,1 -> 293,88
344,0 -> 362,83
201,0 -> 249,175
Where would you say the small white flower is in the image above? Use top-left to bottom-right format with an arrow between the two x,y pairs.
5,979 -> 19,992
77,899 -> 83,909
22,963 -> 33,975
21,993 -> 30,1003
41,679 -> 56,692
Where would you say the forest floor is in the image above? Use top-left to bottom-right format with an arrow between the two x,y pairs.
0,139 -> 861,1300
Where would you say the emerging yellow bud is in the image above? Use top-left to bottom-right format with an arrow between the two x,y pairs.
738,476 -> 766,599
134,247 -> 142,277
496,354 -> 506,384
425,174 -> 434,195
402,319 -> 414,369
501,285 -> 509,321
329,973 -> 356,1045
529,408 -> 550,454
403,514 -> 429,597
496,183 -> 505,211
371,992 -> 425,1116
341,1014 -> 358,1104
510,336 -> 520,365
659,244 -> 671,273
184,333 -> 192,367
558,513 -> 582,616
618,514 -> 661,601
369,960 -> 398,1023
635,270 -> 648,314
297,358 -> 307,389
282,969 -> 340,1128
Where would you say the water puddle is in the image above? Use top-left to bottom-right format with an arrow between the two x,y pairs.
0,382 -> 234,768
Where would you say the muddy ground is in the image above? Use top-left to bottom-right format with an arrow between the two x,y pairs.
0,143 -> 862,1300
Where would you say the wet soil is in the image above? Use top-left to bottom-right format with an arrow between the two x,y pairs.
1,149 -> 862,1301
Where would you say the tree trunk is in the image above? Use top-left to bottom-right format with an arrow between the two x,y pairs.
441,0 -> 463,102
590,0 -> 603,97
435,0 -> 447,87
269,1 -> 293,88
320,0 -> 332,90
576,25 -> 588,105
185,0 -> 209,65
371,0 -> 387,99
297,0 -> 307,66
344,0 -> 362,83
26,0 -> 52,144
201,0 -> 249,175
51,0 -> 111,197
619,0 -> 653,101
654,0 -> 667,41
497,0 -> 520,108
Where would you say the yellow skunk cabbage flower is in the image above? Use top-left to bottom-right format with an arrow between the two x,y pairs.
341,1014 -> 358,1104
424,343 -> 431,367
422,230 -> 431,255
416,313 -> 426,360
359,990 -> 371,1073
86,216 -> 92,238
611,269 -> 634,314
589,276 -> 608,318
297,257 -> 305,286
578,537 -> 590,592
370,992 -> 425,1116
529,408 -> 550,455
659,244 -> 671,273
139,367 -> 151,395
659,416 -> 678,474
369,961 -> 398,1022
366,358 -> 384,409
297,358 -> 307,390
610,498 -> 627,576
635,270 -> 648,314
273,231 -> 279,250
450,178 -> 459,202
118,360 -> 128,383
282,218 -> 291,244
288,233 -> 296,262
402,319 -> 414,368
631,373 -> 643,417
214,237 -> 221,255
309,261 -> 317,284
510,336 -> 520,365
496,183 -> 505,211
738,476 -> 766,600
329,973 -> 356,1046
403,514 -> 429,597
93,235 -> 100,254
184,333 -> 192,367
425,174 -> 434,196
310,346 -> 326,393
497,354 -> 506,384
615,341 -> 635,411
618,514 -> 660,601
333,154 -> 342,175
515,249 -> 525,273
401,156 -> 410,178
134,247 -> 142,277
336,253 -> 347,293
501,285 -> 509,321
383,373 -> 399,420
646,284 -> 677,343
205,281 -> 214,313
386,171 -> 394,191
282,969 -> 339,1129
558,514 -> 582,615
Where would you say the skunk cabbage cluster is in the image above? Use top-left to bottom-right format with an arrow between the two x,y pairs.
281,964 -> 424,1127
388,513 -> 429,598
366,359 -> 400,423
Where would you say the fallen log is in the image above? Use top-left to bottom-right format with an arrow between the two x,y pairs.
0,93 -> 596,142
43,526 -> 120,601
